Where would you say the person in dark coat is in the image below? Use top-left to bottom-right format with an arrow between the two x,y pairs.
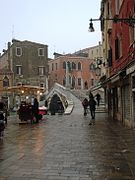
32,98 -> 39,123
95,93 -> 101,106
49,100 -> 56,115
0,100 -> 8,124
82,98 -> 89,116
89,96 -> 96,125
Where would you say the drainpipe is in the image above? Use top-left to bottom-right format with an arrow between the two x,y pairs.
66,62 -> 70,88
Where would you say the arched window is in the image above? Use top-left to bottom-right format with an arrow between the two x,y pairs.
78,62 -> 81,70
3,76 -> 9,87
63,62 -> 66,69
67,61 -> 71,71
89,63 -> 95,71
63,76 -> 66,86
84,81 -> 88,89
78,78 -> 81,86
72,62 -> 76,70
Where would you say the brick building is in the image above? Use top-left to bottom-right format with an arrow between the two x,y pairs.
48,55 -> 99,90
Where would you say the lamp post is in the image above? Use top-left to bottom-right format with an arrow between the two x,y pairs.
89,17 -> 135,32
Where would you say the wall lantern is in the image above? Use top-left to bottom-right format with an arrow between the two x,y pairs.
89,16 -> 135,32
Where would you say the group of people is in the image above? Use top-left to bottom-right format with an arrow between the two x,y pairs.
0,99 -> 8,138
82,92 -> 101,125
18,97 -> 40,123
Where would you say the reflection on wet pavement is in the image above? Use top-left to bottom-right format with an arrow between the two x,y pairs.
0,98 -> 135,180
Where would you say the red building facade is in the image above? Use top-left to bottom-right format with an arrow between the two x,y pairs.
48,55 -> 99,90
103,0 -> 135,127
110,0 -> 135,75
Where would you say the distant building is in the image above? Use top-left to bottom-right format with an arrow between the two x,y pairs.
48,55 -> 99,90
73,42 -> 105,77
0,39 -> 48,108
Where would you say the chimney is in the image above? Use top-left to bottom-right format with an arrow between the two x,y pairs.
8,42 -> 11,50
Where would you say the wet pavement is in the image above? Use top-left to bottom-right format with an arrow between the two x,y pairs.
0,96 -> 135,180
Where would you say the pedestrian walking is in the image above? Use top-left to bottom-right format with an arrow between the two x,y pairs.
82,98 -> 89,116
95,93 -> 101,106
89,96 -> 96,125
32,98 -> 39,123
49,99 -> 56,115
0,112 -> 5,138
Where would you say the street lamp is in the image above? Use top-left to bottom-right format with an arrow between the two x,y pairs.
89,16 -> 135,32
88,19 -> 95,32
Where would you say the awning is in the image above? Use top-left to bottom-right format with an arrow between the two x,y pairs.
90,84 -> 103,92
7,85 -> 45,94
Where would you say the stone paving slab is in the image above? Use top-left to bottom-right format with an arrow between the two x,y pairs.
0,96 -> 135,180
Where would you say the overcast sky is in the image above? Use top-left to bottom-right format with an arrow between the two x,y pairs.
0,0 -> 101,58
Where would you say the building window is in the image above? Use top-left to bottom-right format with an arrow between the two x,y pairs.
52,63 -> 54,71
72,62 -> 76,70
16,65 -> 22,75
108,48 -> 112,67
16,47 -> 22,56
40,83 -> 44,87
67,62 -> 72,72
63,62 -> 66,69
3,76 -> 9,87
78,62 -> 81,70
89,63 -> 95,71
132,76 -> 135,89
115,37 -> 121,60
38,67 -> 45,75
115,0 -> 122,15
55,63 -> 57,70
78,78 -> 81,86
129,26 -> 135,45
38,48 -> 44,56
91,79 -> 94,86
63,76 -> 66,86
107,2 -> 110,16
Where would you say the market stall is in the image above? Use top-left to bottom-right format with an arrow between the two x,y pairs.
7,85 -> 46,123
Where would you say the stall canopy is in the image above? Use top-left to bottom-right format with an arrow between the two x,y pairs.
7,85 -> 45,95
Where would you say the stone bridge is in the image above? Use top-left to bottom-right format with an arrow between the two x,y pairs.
41,83 -> 74,115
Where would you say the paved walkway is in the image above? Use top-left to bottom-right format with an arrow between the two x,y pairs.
0,95 -> 135,180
